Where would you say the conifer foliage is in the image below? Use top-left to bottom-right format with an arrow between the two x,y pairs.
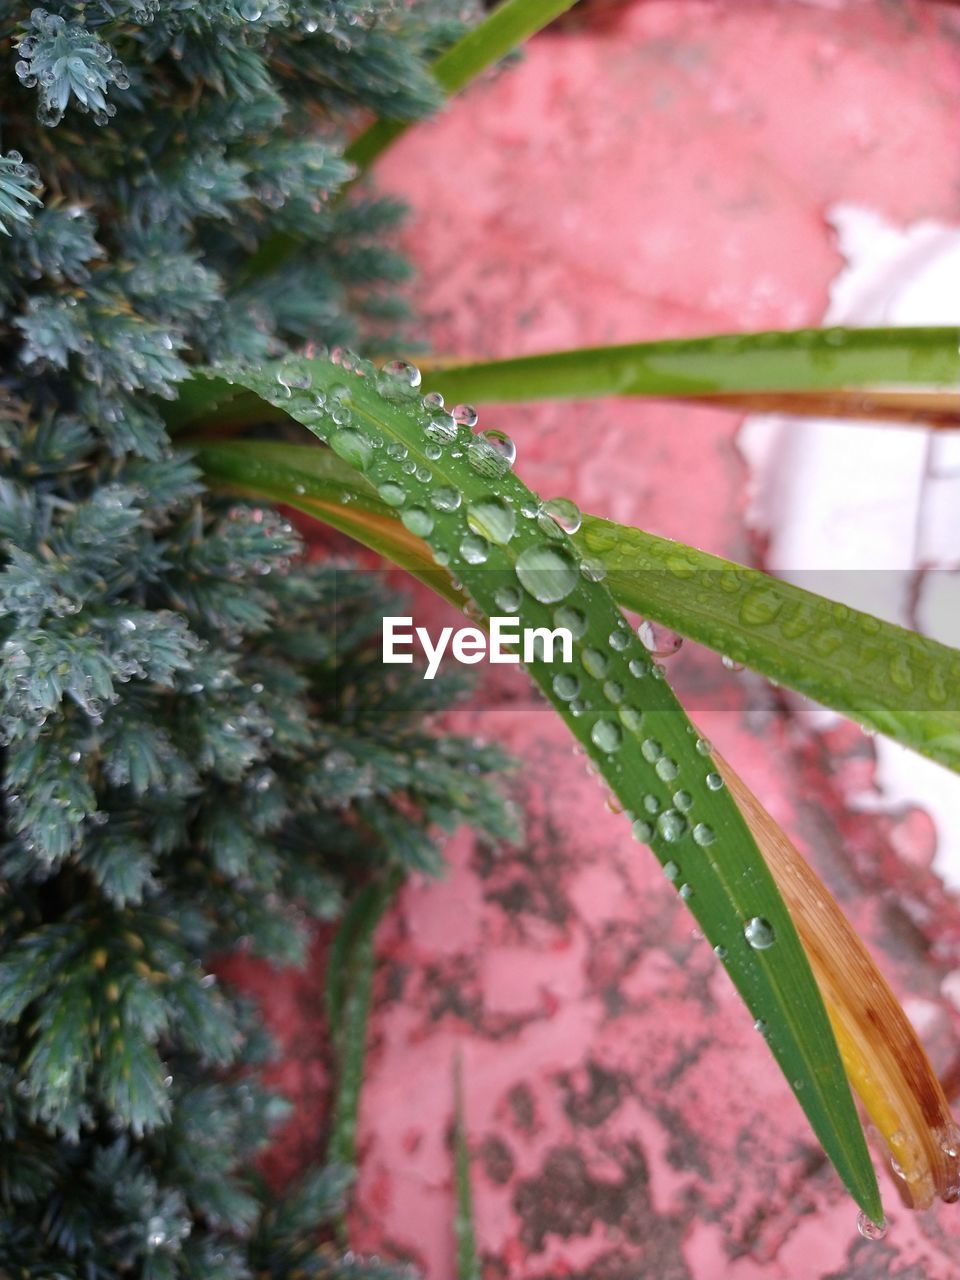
0,3 -> 510,1274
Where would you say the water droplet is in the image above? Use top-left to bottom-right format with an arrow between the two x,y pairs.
554,605 -> 587,638
467,435 -> 512,479
452,403 -> 478,427
602,680 -> 623,704
515,545 -> 579,603
856,1211 -> 887,1241
753,1018 -> 767,1035
480,429 -> 516,465
663,860 -> 681,881
330,428 -> 372,471
744,917 -> 776,950
618,705 -> 643,732
538,497 -> 581,537
628,658 -> 647,678
657,810 -> 687,842
460,534 -> 489,565
580,557 -> 606,583
722,654 -> 745,672
692,823 -> 715,846
609,629 -> 630,652
240,0 -> 262,19
581,648 -> 608,678
425,413 -> 458,445
633,819 -> 654,842
494,585 -> 522,613
377,481 -> 406,508
714,944 -> 727,960
641,738 -> 662,762
382,359 -> 421,388
68,750 -> 82,764
638,621 -> 683,657
401,507 -> 434,537
553,673 -> 580,701
672,790 -> 693,812
423,391 -> 445,409
695,737 -> 712,756
705,772 -> 724,791
386,442 -> 408,460
591,719 -> 622,753
431,487 -> 462,512
467,496 -> 516,545
655,757 -> 679,782
679,882 -> 694,901
643,794 -> 661,815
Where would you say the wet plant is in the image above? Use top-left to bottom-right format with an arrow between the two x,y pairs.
5,0 -> 960,1271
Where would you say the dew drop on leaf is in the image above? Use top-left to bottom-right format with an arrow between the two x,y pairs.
663,859 -> 680,880
422,391 -> 444,409
618,705 -> 642,732
580,556 -> 606,583
377,482 -> 406,508
638,620 -> 683,657
431,487 -> 462,512
679,882 -> 694,900
632,819 -> 653,842
460,533 -> 489,565
856,1212 -> 887,1242
466,496 -> 516,545
381,359 -> 421,388
744,917 -> 776,950
515,544 -> 579,603
692,822 -> 715,846
494,585 -> 522,613
706,771 -> 724,791
538,497 -> 581,537
553,673 -> 580,701
655,757 -> 679,782
591,718 -> 622,753
329,429 -> 372,471
425,413 -> 458,445
581,647 -> 608,678
657,809 -> 687,842
554,605 -> 587,638
452,403 -> 478,427
401,507 -> 434,537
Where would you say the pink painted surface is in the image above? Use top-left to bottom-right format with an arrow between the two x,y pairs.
263,3 -> 960,1277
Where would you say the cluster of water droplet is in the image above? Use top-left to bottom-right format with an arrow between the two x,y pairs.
225,350 -> 788,974
16,11 -> 129,128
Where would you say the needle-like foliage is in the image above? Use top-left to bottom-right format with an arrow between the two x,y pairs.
0,2 -> 515,1275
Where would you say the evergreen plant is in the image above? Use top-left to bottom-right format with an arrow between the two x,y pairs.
0,4 -> 512,1274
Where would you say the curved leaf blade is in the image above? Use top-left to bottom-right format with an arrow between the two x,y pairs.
195,441 -> 960,775
420,326 -> 960,402
197,359 -> 881,1221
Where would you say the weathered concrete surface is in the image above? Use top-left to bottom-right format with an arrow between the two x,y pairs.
261,2 -> 960,1276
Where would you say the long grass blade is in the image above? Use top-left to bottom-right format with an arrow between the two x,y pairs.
420,327 -> 960,402
200,355 -> 882,1221
453,1053 -> 480,1280
196,441 -> 960,775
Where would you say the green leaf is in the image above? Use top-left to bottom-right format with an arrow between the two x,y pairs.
326,875 -> 401,1170
195,440 -> 960,775
453,1053 -> 480,1280
420,326 -> 960,401
578,516 -> 960,773
166,326 -> 960,434
197,356 -> 882,1222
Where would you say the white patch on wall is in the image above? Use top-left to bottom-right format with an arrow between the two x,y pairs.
739,204 -> 960,888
